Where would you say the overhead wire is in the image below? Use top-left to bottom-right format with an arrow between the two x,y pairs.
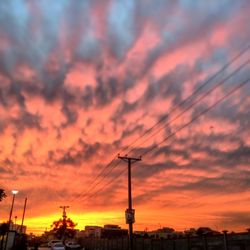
141,78 -> 250,157
68,155 -> 119,203
82,78 -> 250,205
80,78 -> 249,204
124,45 -> 250,154
76,61 -> 249,203
71,45 -> 250,204
128,59 -> 249,156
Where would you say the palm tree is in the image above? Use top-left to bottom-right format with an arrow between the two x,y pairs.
0,189 -> 6,202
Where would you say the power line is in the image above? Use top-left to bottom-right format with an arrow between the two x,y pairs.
78,61 -> 249,202
79,78 -> 249,204
79,163 -> 126,203
129,59 -> 249,155
71,46 -> 249,204
68,156 -> 118,203
124,45 -> 250,154
141,78 -> 249,157
69,158 -> 122,203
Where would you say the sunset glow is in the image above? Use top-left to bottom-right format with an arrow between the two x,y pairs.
0,0 -> 249,235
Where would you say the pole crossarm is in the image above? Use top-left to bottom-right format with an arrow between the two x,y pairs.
118,154 -> 142,163
60,206 -> 70,220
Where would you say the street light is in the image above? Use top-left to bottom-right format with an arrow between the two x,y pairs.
9,190 -> 18,228
4,190 -> 18,250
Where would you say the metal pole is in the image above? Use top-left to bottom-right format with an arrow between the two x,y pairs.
4,193 -> 16,250
172,240 -> 176,250
223,230 -> 228,250
20,198 -> 27,234
8,194 -> 15,228
203,235 -> 208,250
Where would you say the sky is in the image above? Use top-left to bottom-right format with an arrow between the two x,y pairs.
0,0 -> 250,235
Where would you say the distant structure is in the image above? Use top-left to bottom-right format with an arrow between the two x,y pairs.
134,227 -> 184,239
0,221 -> 26,234
84,224 -> 128,238
84,226 -> 102,238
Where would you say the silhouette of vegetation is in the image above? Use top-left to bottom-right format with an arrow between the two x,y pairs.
0,222 -> 8,249
51,217 -> 77,240
12,233 -> 28,250
0,189 -> 6,202
196,227 -> 220,237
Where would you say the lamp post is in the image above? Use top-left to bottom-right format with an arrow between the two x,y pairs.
4,190 -> 18,250
8,190 -> 18,229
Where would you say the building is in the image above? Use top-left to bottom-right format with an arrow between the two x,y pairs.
84,226 -> 102,238
75,229 -> 85,239
83,225 -> 128,239
0,222 -> 26,234
101,225 -> 128,238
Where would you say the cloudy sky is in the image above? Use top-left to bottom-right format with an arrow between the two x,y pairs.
0,0 -> 250,234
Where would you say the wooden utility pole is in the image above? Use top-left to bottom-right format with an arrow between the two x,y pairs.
59,206 -> 69,242
118,155 -> 141,250
20,198 -> 27,234
60,206 -> 69,219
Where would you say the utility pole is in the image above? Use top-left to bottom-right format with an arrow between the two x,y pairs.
118,154 -> 141,250
59,206 -> 69,242
20,198 -> 27,234
60,206 -> 69,221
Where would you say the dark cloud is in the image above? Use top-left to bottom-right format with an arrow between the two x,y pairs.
79,75 -> 134,110
23,148 -> 36,165
133,161 -> 178,181
112,100 -> 139,124
48,139 -> 102,166
219,144 -> 250,165
94,77 -> 110,106
9,81 -> 26,107
129,131 -> 250,191
61,105 -> 78,128
10,110 -> 42,132
95,76 -> 129,107
187,141 -> 250,167
147,64 -> 190,104
0,166 -> 10,174
12,185 -> 76,215
81,85 -> 94,109
177,171 -> 250,194
0,0 -> 246,115
121,124 -> 144,141
217,211 -> 250,229
141,0 -> 245,76
133,170 -> 250,206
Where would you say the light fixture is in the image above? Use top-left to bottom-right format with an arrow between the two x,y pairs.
12,190 -> 18,195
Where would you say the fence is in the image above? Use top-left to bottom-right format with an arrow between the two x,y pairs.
79,233 -> 250,250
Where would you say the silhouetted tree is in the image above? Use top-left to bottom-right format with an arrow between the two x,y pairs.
0,189 -> 6,202
51,217 -> 77,241
196,227 -> 216,237
12,233 -> 28,250
0,222 -> 8,249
